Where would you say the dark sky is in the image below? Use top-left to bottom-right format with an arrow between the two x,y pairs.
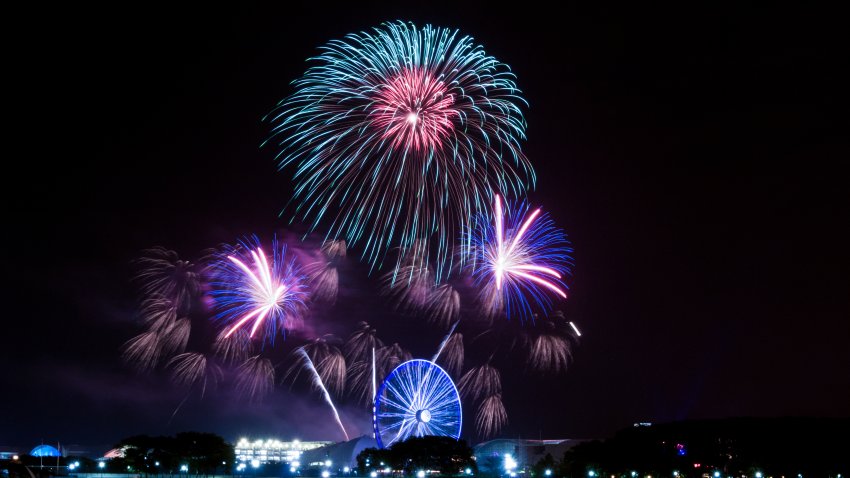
3,3 -> 848,455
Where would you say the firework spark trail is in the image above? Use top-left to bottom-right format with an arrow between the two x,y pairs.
476,393 -> 508,439
435,333 -> 464,378
235,355 -> 275,401
169,352 -> 221,397
134,247 -> 199,311
296,348 -> 349,441
472,195 -> 573,321
458,364 -> 502,403
266,21 -> 534,280
431,321 -> 459,363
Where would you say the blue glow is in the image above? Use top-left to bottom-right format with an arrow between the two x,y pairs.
373,359 -> 462,448
30,445 -> 61,457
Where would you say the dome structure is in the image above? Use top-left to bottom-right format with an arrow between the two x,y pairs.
30,445 -> 61,457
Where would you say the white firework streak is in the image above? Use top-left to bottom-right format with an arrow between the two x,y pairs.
296,348 -> 349,441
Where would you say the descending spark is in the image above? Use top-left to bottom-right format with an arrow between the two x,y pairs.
476,394 -> 508,439
435,333 -> 464,379
372,346 -> 377,402
134,247 -> 199,312
296,348 -> 349,441
234,355 -> 275,401
458,364 -> 502,403
569,321 -> 582,337
431,321 -> 460,363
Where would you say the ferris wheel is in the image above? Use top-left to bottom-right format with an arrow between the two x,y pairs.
372,359 -> 462,448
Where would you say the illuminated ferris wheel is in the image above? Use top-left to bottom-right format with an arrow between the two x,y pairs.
373,359 -> 462,448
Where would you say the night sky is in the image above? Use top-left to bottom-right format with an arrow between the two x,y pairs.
3,3 -> 848,454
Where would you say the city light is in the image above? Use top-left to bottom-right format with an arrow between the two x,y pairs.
631,472 -> 637,477
545,470 -> 552,476
325,460 -> 332,467
673,471 -> 679,477
237,464 -> 247,472
417,471 -> 425,478
251,460 -> 260,469
290,467 -> 296,473
715,473 -> 721,478
98,462 -> 105,469
12,455 -> 19,461
588,472 -> 596,478
155,462 -> 160,467
466,469 -> 473,475
344,467 -> 350,473
504,454 -> 517,472
69,464 -> 76,471
322,472 -> 330,478
180,465 -> 189,472
756,473 -> 762,478
371,473 -> 377,478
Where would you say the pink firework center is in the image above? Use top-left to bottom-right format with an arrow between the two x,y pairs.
224,247 -> 289,338
372,68 -> 458,152
491,195 -> 567,299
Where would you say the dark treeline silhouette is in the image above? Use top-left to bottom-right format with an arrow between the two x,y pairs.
552,417 -> 849,477
357,436 -> 476,476
110,432 -> 234,476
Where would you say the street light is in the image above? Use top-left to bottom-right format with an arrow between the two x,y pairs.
322,471 -> 330,478
588,472 -> 596,478
466,469 -> 473,475
417,471 -> 425,478
370,473 -> 377,478
180,465 -> 189,472
755,473 -> 762,478
545,470 -> 552,476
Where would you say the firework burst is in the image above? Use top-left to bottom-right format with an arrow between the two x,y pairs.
265,21 -> 534,280
134,247 -> 199,312
471,195 -> 573,321
209,237 -> 307,342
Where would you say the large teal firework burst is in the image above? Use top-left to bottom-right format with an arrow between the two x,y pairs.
265,21 -> 534,280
